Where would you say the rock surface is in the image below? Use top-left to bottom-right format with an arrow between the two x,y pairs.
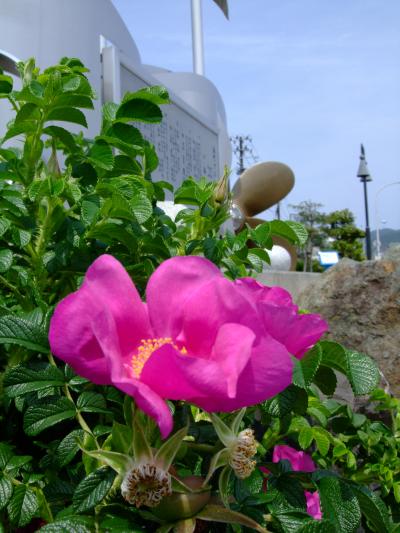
298,256 -> 400,396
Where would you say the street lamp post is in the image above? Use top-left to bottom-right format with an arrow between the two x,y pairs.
375,181 -> 400,259
357,144 -> 373,259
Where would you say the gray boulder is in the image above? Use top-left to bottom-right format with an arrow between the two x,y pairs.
298,257 -> 400,396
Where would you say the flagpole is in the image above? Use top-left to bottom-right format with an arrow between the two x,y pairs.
191,0 -> 205,75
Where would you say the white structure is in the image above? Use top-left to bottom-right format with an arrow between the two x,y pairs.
0,0 -> 231,188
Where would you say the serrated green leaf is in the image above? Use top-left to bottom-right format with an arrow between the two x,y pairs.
7,484 -> 38,527
297,519 -> 336,533
81,200 -> 100,226
77,392 -> 109,414
293,345 -> 322,388
0,315 -> 49,353
262,386 -> 297,417
270,220 -> 308,246
312,427 -> 331,456
44,125 -> 78,152
0,218 -> 11,237
116,98 -> 162,123
0,476 -> 13,510
55,429 -> 85,468
313,365 -> 337,396
121,85 -> 170,105
24,397 -> 76,436
131,193 -> 152,224
46,107 -> 88,128
39,517 -> 93,533
351,484 -> 391,533
346,350 -> 379,395
11,227 -> 31,247
298,427 -> 314,450
319,477 -> 361,533
4,364 -> 65,398
0,249 -> 13,273
72,467 -> 116,513
0,74 -> 13,94
88,141 -> 114,170
0,443 -> 13,469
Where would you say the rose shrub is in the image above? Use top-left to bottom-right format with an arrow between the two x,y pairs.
0,58 -> 398,532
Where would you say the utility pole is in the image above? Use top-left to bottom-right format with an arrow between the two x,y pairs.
230,135 -> 258,176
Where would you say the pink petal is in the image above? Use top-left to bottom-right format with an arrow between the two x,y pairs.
141,324 -> 254,402
305,491 -> 322,520
191,333 -> 293,412
273,445 -> 316,472
49,255 -> 152,383
259,303 -> 328,359
91,310 -> 173,438
180,277 -> 263,356
146,256 -> 221,339
236,278 -> 294,307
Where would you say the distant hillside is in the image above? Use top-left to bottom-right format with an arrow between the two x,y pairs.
371,228 -> 400,252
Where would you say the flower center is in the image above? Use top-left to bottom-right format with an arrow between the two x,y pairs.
229,428 -> 258,479
132,337 -> 187,378
121,463 -> 172,508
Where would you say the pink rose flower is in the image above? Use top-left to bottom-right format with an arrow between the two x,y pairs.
49,255 -> 327,437
272,445 -> 322,520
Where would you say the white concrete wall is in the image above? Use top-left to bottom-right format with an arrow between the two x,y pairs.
256,271 -> 321,303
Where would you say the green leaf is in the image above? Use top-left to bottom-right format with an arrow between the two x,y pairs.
11,227 -> 31,247
0,443 -> 13,469
116,98 -> 163,123
23,396 -> 76,436
131,193 -> 153,224
81,200 -> 100,226
351,484 -> 392,533
0,218 -> 11,237
262,385 -> 297,417
0,249 -> 13,273
346,350 -> 379,395
122,85 -> 170,105
55,429 -> 85,467
297,519 -> 336,533
39,517 -> 93,533
88,141 -> 114,170
270,220 -> 308,246
46,107 -> 88,128
7,484 -> 38,527
312,427 -> 331,456
313,365 -> 337,396
318,477 -> 361,533
0,315 -> 49,353
4,364 -> 65,398
298,427 -> 314,450
0,74 -> 13,94
77,392 -> 109,414
72,467 -> 116,513
44,125 -> 78,152
293,345 -> 322,388
0,476 -> 13,510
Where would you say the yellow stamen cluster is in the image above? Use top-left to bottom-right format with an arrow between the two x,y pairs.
132,337 -> 187,378
121,463 -> 171,508
229,428 -> 258,479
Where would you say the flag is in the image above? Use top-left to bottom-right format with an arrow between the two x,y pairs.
212,0 -> 229,19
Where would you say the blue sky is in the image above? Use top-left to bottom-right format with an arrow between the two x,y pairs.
112,0 -> 400,230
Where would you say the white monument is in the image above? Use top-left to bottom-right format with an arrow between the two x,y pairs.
0,0 -> 231,188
